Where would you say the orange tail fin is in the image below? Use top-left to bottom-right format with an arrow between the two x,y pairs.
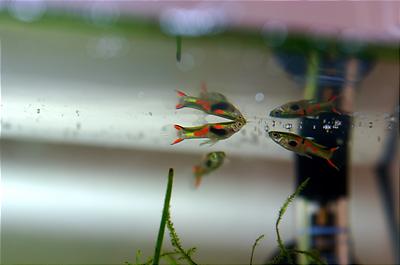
174,124 -> 184,131
176,90 -> 187,97
193,166 -> 203,188
171,138 -> 184,145
328,95 -> 338,103
326,159 -> 339,171
326,146 -> 340,170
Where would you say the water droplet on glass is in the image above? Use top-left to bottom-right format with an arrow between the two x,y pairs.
149,112 -> 153,116
284,123 -> 292,129
255,92 -> 265,103
37,108 -> 40,114
323,124 -> 332,130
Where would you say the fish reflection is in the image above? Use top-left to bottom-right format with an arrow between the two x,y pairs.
268,131 -> 339,170
193,151 -> 226,188
270,96 -> 340,118
171,120 -> 245,146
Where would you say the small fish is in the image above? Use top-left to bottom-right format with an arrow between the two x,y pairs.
268,131 -> 339,170
171,120 -> 245,146
269,96 -> 340,118
193,151 -> 226,187
175,89 -> 244,121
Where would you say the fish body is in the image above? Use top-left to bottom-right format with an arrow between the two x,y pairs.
268,131 -> 339,170
171,120 -> 245,145
193,151 -> 226,187
269,96 -> 340,118
176,90 -> 244,121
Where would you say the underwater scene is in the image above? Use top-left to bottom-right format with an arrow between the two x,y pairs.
0,2 -> 399,265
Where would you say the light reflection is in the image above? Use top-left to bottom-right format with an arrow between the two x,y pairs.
160,7 -> 226,36
88,2 -> 120,27
8,0 -> 46,23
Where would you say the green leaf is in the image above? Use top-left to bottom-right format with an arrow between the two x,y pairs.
250,234 -> 265,265
274,177 -> 310,265
153,168 -> 174,265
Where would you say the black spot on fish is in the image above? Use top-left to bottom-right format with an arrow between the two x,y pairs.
211,102 -> 231,111
290,104 -> 300,111
288,140 -> 298,147
210,126 -> 228,136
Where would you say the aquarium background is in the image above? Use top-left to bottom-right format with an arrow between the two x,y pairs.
1,1 -> 399,265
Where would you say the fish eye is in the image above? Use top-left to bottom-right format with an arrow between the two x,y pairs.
288,140 -> 298,147
290,104 -> 300,111
272,132 -> 279,138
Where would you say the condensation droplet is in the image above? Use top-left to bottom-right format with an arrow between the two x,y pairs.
255,92 -> 265,102
284,123 -> 292,129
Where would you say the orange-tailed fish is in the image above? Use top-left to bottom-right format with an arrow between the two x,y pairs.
269,96 -> 340,118
193,151 -> 226,188
268,131 -> 339,170
171,119 -> 245,146
175,89 -> 244,121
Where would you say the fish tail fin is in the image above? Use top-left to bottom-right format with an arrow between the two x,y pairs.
193,166 -> 203,188
175,90 -> 187,109
326,146 -> 340,170
176,89 -> 187,97
326,159 -> 339,171
330,146 -> 340,154
332,107 -> 341,115
171,138 -> 184,145
171,124 -> 185,145
328,95 -> 342,114
174,124 -> 184,131
328,95 -> 338,103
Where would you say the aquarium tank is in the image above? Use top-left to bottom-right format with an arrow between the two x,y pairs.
1,1 -> 399,265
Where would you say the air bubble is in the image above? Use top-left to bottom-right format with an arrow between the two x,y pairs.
323,124 -> 332,130
284,123 -> 292,129
255,92 -> 265,102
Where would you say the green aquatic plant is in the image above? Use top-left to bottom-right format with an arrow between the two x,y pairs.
126,168 -> 198,265
126,170 -> 325,265
176,35 -> 182,62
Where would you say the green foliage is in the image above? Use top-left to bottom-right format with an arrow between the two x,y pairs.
127,170 -> 326,265
274,177 -> 310,264
166,210 -> 198,265
176,36 -> 182,62
250,234 -> 265,265
153,168 -> 174,265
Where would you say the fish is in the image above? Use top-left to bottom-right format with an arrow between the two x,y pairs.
268,131 -> 339,170
269,96 -> 340,118
193,151 -> 226,187
175,89 -> 244,121
171,119 -> 245,146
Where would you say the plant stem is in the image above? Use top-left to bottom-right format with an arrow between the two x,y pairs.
176,35 -> 182,62
152,168 -> 174,265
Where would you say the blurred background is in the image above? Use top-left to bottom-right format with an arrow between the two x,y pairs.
0,1 -> 399,264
